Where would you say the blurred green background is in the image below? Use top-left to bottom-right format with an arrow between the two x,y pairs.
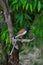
0,0 -> 43,65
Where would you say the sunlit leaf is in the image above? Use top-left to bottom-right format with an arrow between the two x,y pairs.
38,1 -> 41,12
30,3 -> 33,12
1,32 -> 5,41
6,34 -> 9,44
1,30 -> 8,41
26,3 -> 29,11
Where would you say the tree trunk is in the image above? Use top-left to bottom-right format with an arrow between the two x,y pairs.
0,0 -> 19,65
8,49 -> 19,65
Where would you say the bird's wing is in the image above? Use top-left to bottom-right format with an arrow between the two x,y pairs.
15,31 -> 27,39
17,29 -> 25,34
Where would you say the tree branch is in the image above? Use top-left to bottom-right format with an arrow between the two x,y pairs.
10,38 -> 35,55
0,0 -> 18,50
14,38 -> 35,42
13,38 -> 35,42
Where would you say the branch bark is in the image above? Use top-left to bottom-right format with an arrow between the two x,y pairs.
12,38 -> 35,43
0,0 -> 18,50
0,0 -> 19,65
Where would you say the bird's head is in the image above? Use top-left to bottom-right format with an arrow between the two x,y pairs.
25,26 -> 30,32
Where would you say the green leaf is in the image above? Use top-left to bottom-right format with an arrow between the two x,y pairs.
0,16 -> 2,22
1,32 -> 6,41
23,5 -> 25,9
21,50 -> 28,55
30,3 -> 33,12
12,0 -> 18,4
15,4 -> 18,10
20,0 -> 27,6
38,1 -> 41,12
20,15 -> 23,25
33,0 -> 37,10
15,14 -> 20,19
36,29 -> 39,35
40,30 -> 42,38
1,30 -> 8,41
6,34 -> 9,44
16,16 -> 20,23
24,14 -> 31,20
10,0 -> 18,8
16,14 -> 23,25
26,3 -> 29,11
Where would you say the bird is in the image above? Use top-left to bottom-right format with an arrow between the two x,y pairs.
15,26 -> 30,39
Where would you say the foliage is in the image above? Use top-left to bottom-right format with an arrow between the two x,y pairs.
8,0 -> 42,27
0,0 -> 43,54
1,21 -> 12,54
9,0 -> 42,12
8,0 -> 42,33
32,15 -> 43,39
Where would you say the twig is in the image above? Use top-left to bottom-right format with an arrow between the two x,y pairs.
12,38 -> 35,43
10,38 -> 35,55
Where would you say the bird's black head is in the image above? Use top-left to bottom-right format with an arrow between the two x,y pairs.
25,26 -> 30,32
